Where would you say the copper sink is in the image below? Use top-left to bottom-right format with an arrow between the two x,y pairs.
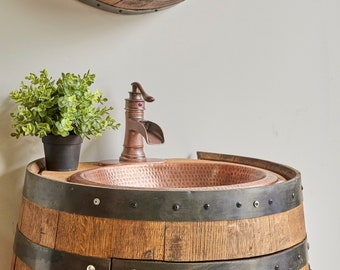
68,159 -> 279,190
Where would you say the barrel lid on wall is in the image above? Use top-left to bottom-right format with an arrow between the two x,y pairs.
79,0 -> 185,14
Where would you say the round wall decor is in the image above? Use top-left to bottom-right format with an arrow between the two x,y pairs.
79,0 -> 185,14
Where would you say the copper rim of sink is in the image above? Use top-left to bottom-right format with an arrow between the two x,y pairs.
68,160 -> 279,191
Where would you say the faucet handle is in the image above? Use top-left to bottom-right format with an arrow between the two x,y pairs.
131,82 -> 155,102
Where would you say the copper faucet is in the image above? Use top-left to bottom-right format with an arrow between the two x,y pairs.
119,82 -> 165,162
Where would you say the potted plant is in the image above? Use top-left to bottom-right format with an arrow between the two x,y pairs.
9,69 -> 120,171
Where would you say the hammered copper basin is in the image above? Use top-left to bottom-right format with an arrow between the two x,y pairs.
68,159 -> 279,190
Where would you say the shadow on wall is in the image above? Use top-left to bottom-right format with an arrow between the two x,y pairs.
0,98 -> 42,268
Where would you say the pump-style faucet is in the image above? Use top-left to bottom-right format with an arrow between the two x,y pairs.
119,82 -> 164,162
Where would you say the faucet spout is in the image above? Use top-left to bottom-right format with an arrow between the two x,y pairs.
119,82 -> 164,163
140,120 -> 165,144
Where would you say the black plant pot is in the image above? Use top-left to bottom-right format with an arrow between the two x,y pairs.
42,135 -> 83,171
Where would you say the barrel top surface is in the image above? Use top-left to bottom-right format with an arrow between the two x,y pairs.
31,153 -> 301,185
22,154 -> 303,221
31,158 -> 100,182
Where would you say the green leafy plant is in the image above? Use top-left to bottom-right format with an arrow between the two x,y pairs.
9,69 -> 120,139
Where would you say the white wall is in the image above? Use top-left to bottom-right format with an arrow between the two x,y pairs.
1,0 -> 339,268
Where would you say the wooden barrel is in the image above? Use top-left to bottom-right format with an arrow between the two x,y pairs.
12,152 -> 310,270
78,0 -> 185,14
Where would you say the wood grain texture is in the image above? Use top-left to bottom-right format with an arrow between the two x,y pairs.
19,197 -> 59,248
16,199 -> 25,231
11,254 -> 16,270
164,204 -> 306,261
54,211 -> 165,260
55,212 -> 113,258
18,197 -> 306,261
13,257 -> 32,270
40,161 -> 99,182
110,219 -> 165,260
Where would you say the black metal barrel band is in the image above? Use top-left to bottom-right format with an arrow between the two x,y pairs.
23,170 -> 303,222
14,229 -> 309,270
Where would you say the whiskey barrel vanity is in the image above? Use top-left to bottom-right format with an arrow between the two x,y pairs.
11,152 -> 310,270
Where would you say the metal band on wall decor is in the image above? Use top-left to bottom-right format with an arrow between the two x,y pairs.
14,229 -> 308,270
79,0 -> 184,15
23,157 -> 303,222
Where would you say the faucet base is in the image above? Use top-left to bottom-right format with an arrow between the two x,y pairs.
98,158 -> 165,166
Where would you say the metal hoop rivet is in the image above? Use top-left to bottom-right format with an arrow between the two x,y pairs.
93,198 -> 100,206
130,201 -> 138,208
253,200 -> 260,208
173,204 -> 181,211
